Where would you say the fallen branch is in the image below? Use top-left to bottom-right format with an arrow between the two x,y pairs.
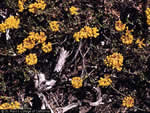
71,41 -> 82,62
34,73 -> 56,92
38,93 -> 54,113
89,87 -> 104,106
33,72 -> 56,111
56,102 -> 80,113
54,48 -> 69,72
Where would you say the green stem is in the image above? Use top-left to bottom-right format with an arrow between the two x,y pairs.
110,85 -> 126,97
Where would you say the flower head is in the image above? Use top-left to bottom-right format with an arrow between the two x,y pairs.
115,20 -> 126,32
25,53 -> 37,65
28,0 -> 46,13
10,101 -> 21,109
0,16 -> 20,32
73,26 -> 99,42
71,77 -> 83,88
0,101 -> 21,109
92,27 -> 99,38
36,32 -> 47,44
42,42 -> 52,53
104,52 -> 123,71
18,0 -> 27,12
98,74 -> 112,87
0,23 -> 8,33
23,37 -> 35,50
69,6 -> 79,15
17,43 -> 26,54
49,21 -> 59,32
121,27 -> 133,45
145,8 -> 150,25
122,96 -> 134,108
136,38 -> 146,48
16,31 -> 48,55
5,16 -> 20,29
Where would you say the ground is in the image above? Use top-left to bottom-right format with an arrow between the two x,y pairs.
0,0 -> 150,113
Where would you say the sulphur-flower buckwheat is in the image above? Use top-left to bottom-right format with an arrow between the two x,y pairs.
104,52 -> 123,71
98,74 -> 112,87
122,96 -> 134,108
25,53 -> 38,65
42,42 -> 52,53
136,38 -> 146,48
49,21 -> 59,32
71,77 -> 83,88
115,20 -> 126,32
69,6 -> 79,15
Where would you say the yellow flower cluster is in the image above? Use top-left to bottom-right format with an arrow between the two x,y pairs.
17,32 -> 47,54
136,38 -> 146,48
115,20 -> 126,32
120,27 -> 134,45
42,42 -> 52,53
0,16 -> 20,33
17,43 -> 27,54
25,53 -> 38,65
104,52 -> 123,71
71,77 -> 83,88
0,101 -> 21,109
145,8 -> 150,25
49,21 -> 59,32
122,96 -> 134,108
17,31 -> 52,65
73,26 -> 99,42
28,0 -> 46,13
98,74 -> 112,87
69,6 -> 79,15
18,0 -> 27,12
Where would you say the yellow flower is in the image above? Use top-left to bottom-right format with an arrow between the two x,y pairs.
0,101 -> 21,109
28,32 -> 47,43
17,43 -> 26,54
69,6 -> 79,15
5,16 -> 20,29
80,29 -> 88,39
147,18 -> 150,25
92,27 -> 100,38
0,16 -> 20,32
18,0 -> 27,12
84,26 -> 93,37
98,74 -> 112,87
42,42 -> 52,53
23,37 -> 35,50
115,20 -> 126,32
145,8 -> 150,25
73,26 -> 99,42
0,23 -> 7,33
28,3 -> 38,13
37,32 -> 47,44
104,52 -> 123,71
28,0 -> 46,13
1,103 -> 11,109
49,21 -> 59,32
71,77 -> 83,88
25,53 -> 38,65
38,0 -> 46,10
73,32 -> 81,42
16,31 -> 48,54
145,8 -> 150,15
121,27 -> 133,45
11,101 -> 21,109
122,96 -> 134,108
136,38 -> 146,48
28,32 -> 37,41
